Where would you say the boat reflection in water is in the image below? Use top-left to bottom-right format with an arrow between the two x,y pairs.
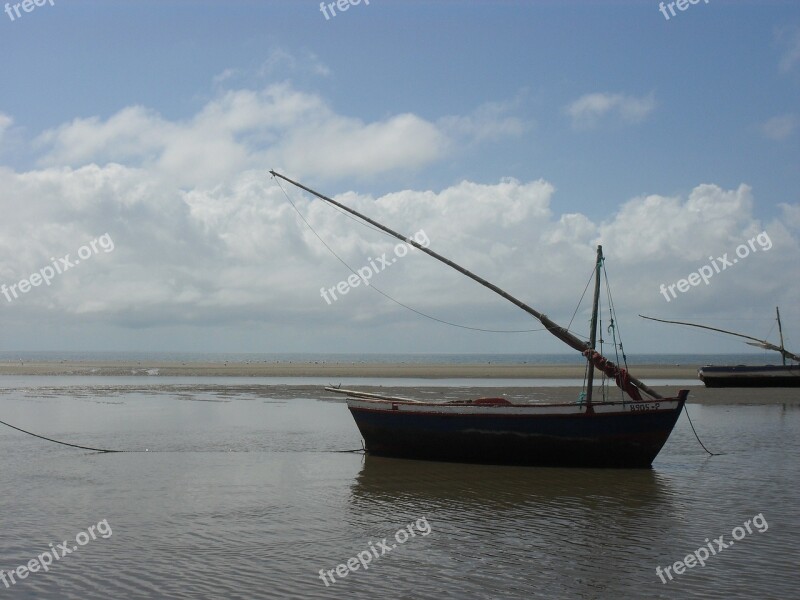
349,455 -> 677,513
347,455 -> 682,597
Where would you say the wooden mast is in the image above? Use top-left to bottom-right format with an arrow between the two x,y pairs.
584,245 -> 603,406
271,170 -> 663,400
777,307 -> 786,367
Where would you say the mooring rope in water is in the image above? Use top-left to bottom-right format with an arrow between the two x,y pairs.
682,405 -> 723,456
0,415 -> 367,455
0,417 -> 122,453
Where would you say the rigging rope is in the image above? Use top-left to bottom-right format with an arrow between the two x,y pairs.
601,262 -> 719,455
596,293 -> 607,401
566,266 -> 596,332
602,261 -> 629,368
602,261 -> 627,403
273,174 -> 550,334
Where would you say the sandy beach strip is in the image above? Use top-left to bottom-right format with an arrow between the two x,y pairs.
0,361 -> 700,379
0,361 -> 796,404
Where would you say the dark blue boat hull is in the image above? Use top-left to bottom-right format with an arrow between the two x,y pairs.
699,365 -> 800,387
348,394 -> 687,468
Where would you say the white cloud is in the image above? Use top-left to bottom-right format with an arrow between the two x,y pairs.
2,87 -> 797,352
213,49 -> 331,88
36,106 -> 175,167
777,25 -> 800,73
599,184 -> 755,262
212,68 -> 241,86
1,156 -> 795,346
780,202 -> 800,230
565,92 -> 655,128
0,113 -> 12,140
439,96 -> 532,143
34,83 -> 524,187
760,113 -> 799,140
277,112 -> 447,179
257,48 -> 331,78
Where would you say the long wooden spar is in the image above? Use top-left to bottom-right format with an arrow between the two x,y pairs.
640,314 -> 800,363
271,170 -> 663,400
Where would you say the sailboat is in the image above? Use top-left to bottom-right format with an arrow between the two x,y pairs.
272,171 -> 688,468
641,310 -> 800,388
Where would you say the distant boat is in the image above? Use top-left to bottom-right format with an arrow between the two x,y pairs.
642,309 -> 800,388
697,364 -> 800,388
272,171 -> 688,468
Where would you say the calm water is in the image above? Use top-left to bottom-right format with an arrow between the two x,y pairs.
0,379 -> 798,599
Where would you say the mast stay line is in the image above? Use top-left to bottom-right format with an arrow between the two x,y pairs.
270,170 -> 662,400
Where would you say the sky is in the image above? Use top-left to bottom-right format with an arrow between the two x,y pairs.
0,0 -> 798,356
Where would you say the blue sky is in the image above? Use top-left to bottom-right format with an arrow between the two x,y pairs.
0,0 -> 798,355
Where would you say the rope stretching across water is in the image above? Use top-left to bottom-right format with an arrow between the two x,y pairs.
0,418 -> 122,453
